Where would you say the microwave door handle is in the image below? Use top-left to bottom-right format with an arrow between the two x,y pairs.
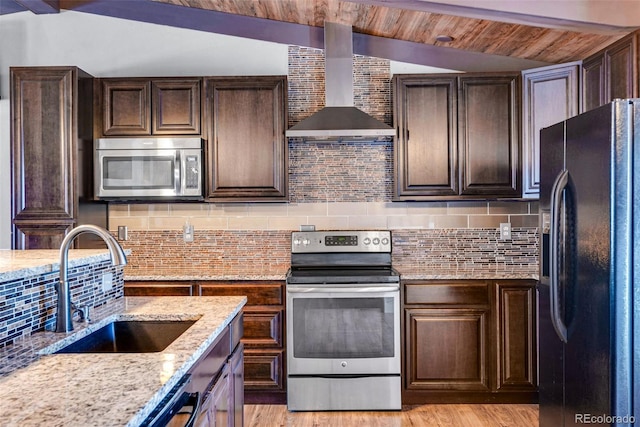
174,150 -> 182,195
550,169 -> 569,343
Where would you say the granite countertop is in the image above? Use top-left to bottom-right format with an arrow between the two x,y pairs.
0,296 -> 246,427
125,270 -> 539,282
0,249 -> 120,282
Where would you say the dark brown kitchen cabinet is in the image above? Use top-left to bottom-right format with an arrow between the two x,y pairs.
10,66 -> 106,249
402,279 -> 537,404
124,280 -> 195,296
393,73 -> 520,200
190,314 -> 243,427
204,76 -> 288,201
583,32 -> 638,112
492,280 -> 537,393
198,281 -> 286,404
124,280 -> 286,404
521,62 -> 581,198
100,77 -> 201,136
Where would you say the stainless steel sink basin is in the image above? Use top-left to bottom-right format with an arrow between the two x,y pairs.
55,320 -> 196,353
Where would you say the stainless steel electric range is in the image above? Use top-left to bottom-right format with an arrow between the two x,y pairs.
285,230 -> 401,411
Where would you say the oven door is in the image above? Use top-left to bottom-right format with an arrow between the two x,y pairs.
286,284 -> 400,376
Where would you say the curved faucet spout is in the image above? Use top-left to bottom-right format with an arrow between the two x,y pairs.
55,225 -> 128,333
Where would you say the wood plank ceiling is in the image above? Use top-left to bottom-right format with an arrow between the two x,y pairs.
152,0 -> 635,64
3,0 -> 639,70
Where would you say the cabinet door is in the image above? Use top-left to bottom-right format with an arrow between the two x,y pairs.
521,62 -> 580,198
605,34 -> 637,101
582,54 -> 605,112
493,281 -> 537,392
583,33 -> 638,112
405,307 -> 490,391
11,67 -> 85,249
393,76 -> 458,199
230,344 -> 244,427
199,363 -> 231,427
152,79 -> 201,135
102,79 -> 151,135
205,77 -> 288,201
458,74 -> 520,197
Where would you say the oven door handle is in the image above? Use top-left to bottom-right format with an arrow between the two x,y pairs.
287,285 -> 399,293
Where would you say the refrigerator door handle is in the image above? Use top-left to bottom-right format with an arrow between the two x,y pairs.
550,168 -> 569,343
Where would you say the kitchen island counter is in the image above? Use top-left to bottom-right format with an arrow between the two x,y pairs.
0,295 -> 246,427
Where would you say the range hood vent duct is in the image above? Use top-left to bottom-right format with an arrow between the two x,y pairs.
286,22 -> 395,141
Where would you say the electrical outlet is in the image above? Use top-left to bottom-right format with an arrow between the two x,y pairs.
500,222 -> 512,240
102,272 -> 113,292
117,225 -> 128,241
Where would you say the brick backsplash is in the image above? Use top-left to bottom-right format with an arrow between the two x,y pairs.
108,46 -> 540,278
288,46 -> 391,125
289,140 -> 393,202
118,228 -> 538,279
0,260 -> 124,348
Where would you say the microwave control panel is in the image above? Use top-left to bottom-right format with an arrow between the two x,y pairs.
185,155 -> 200,189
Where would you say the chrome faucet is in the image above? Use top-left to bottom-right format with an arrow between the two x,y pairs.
55,225 -> 128,333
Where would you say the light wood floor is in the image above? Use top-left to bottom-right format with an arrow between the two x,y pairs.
245,404 -> 539,427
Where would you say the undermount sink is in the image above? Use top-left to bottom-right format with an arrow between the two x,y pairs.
55,320 -> 196,354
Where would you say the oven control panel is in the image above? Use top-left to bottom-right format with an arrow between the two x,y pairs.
291,231 -> 391,253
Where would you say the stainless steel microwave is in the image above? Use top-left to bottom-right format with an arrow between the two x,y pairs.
94,138 -> 203,200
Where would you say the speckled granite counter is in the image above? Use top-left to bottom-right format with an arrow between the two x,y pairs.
125,271 -> 538,282
0,249 -> 118,282
0,295 -> 246,427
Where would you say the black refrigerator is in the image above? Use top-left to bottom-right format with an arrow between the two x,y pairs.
539,99 -> 639,427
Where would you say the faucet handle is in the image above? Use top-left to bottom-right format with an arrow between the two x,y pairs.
71,303 -> 91,323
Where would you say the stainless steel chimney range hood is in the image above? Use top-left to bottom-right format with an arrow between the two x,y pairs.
285,22 -> 395,142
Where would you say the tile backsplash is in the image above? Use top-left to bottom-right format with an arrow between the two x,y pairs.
0,260 -> 124,348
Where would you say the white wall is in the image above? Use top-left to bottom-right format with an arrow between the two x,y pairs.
0,10 -> 443,249
0,10 -> 292,249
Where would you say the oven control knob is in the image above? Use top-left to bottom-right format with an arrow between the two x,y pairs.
302,239 -> 311,246
341,361 -> 348,368
293,239 -> 301,246
373,238 -> 380,245
381,237 -> 389,245
363,237 -> 371,245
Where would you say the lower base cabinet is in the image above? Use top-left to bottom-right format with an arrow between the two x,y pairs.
197,343 -> 244,427
402,279 -> 538,404
125,280 -> 286,404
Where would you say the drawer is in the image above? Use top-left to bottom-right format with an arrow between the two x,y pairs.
404,281 -> 489,306
243,349 -> 285,391
230,312 -> 243,352
197,281 -> 284,306
242,309 -> 283,348
124,281 -> 195,296
188,327 -> 230,395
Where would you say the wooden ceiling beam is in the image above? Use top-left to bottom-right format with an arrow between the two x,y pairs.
13,0 -> 58,14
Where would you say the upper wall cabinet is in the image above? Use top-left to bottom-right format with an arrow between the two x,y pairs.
11,67 -> 97,249
204,76 -> 288,201
99,78 -> 201,136
393,73 -> 520,201
521,62 -> 581,198
583,33 -> 638,112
